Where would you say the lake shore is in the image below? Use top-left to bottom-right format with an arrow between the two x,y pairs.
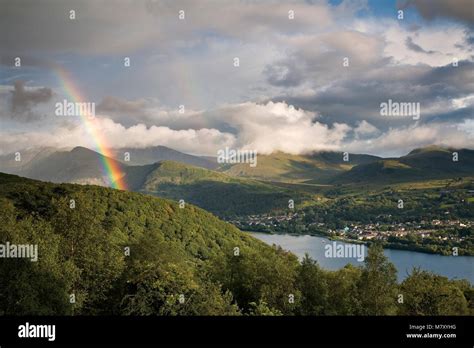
241,229 -> 474,256
247,231 -> 474,282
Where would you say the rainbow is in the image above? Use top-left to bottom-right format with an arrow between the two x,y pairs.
55,66 -> 127,190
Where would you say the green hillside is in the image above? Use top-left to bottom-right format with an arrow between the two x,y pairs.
331,148 -> 474,184
123,161 -> 304,217
0,173 -> 471,316
221,151 -> 380,183
0,172 -> 295,315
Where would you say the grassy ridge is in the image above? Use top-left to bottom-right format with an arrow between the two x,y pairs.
124,161 -> 308,217
221,151 -> 380,183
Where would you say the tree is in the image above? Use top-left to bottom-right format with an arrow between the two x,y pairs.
296,254 -> 328,315
357,244 -> 398,315
325,264 -> 362,315
399,269 -> 469,315
248,300 -> 282,316
209,246 -> 299,314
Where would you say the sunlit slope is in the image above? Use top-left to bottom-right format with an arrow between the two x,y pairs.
220,151 -> 380,183
122,161 -> 306,217
331,147 -> 474,184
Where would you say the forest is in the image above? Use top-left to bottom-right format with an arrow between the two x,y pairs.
0,173 -> 472,316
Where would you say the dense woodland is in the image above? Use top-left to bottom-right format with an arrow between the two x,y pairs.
0,173 -> 472,316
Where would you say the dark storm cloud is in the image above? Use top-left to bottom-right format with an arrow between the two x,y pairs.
407,24 -> 422,32
0,55 -> 51,68
263,58 -> 305,87
417,61 -> 474,92
406,37 -> 437,54
97,96 -> 148,115
399,0 -> 474,24
0,0 -> 334,56
271,61 -> 474,130
95,96 -> 157,128
10,81 -> 52,113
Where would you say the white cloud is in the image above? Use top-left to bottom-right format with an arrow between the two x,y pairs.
2,101 -> 472,158
1,1 -> 473,158
383,22 -> 471,67
346,122 -> 474,157
0,116 -> 236,156
354,120 -> 379,138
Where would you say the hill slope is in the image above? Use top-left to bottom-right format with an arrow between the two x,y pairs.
221,151 -> 380,183
0,147 -> 61,175
0,146 -> 126,186
0,173 -> 470,316
122,160 -> 303,217
0,172 -> 298,315
331,147 -> 474,184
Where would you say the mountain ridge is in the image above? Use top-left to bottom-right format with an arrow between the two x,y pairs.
330,147 -> 474,184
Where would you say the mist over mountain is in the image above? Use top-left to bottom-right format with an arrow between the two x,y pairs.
0,145 -> 217,187
0,146 -> 125,186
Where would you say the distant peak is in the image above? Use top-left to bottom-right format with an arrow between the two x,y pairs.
71,146 -> 92,152
70,146 -> 104,158
407,145 -> 451,155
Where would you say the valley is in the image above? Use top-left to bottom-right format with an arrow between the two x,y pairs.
0,172 -> 472,316
1,145 -> 472,256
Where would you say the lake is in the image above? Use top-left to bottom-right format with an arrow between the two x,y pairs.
249,232 -> 474,282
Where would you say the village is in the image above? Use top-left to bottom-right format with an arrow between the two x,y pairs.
228,212 -> 471,245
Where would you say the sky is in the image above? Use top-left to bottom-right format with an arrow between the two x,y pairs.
0,0 -> 473,157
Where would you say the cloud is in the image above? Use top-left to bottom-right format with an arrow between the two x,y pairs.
405,37 -> 437,54
354,120 -> 379,138
207,101 -> 351,154
263,58 -> 304,87
399,0 -> 474,24
96,96 -> 151,126
0,102 -> 351,156
10,81 -> 52,112
0,0 -> 335,56
97,96 -> 148,114
0,1 -> 473,158
1,101 -> 473,157
0,116 -> 236,156
346,122 -> 474,157
271,60 -> 474,132
3,81 -> 54,122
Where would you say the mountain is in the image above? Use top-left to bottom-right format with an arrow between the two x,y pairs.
0,146 -> 126,186
330,147 -> 474,184
121,160 -> 303,217
111,146 -> 218,169
3,145 -> 472,203
220,151 -> 380,183
0,147 -> 60,174
0,147 -> 308,216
